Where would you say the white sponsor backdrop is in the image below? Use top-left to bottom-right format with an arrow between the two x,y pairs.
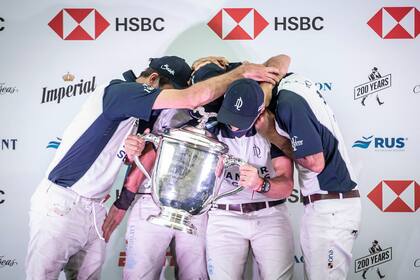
1,0 -> 419,279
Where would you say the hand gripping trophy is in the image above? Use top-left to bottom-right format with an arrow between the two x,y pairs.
134,107 -> 246,234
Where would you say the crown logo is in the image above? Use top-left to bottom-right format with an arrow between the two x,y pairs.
62,72 -> 75,82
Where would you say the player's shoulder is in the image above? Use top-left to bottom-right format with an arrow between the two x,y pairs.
276,89 -> 308,115
106,79 -> 158,96
108,78 -> 124,86
277,89 -> 303,103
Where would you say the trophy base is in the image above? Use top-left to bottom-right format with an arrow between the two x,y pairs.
147,206 -> 197,235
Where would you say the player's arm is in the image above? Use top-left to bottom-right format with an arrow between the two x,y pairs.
238,155 -> 293,199
263,130 -> 324,173
267,132 -> 324,173
191,56 -> 230,73
260,54 -> 291,106
185,54 -> 289,109
266,155 -> 294,199
122,144 -> 156,194
295,153 -> 324,173
257,113 -> 324,172
102,144 -> 156,242
152,63 -> 281,110
263,54 -> 291,74
256,95 -> 325,173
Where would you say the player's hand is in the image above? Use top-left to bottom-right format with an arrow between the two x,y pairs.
239,164 -> 263,189
263,54 -> 291,78
102,205 -> 126,243
255,110 -> 276,139
241,63 -> 280,85
124,129 -> 149,161
192,56 -> 229,73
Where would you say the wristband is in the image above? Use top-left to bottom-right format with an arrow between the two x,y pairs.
257,178 -> 271,194
114,187 -> 136,210
253,178 -> 265,191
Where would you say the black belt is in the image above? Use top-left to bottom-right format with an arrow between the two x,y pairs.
302,190 -> 360,205
213,199 -> 286,213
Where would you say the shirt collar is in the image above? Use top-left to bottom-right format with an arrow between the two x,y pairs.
122,70 -> 137,82
219,124 -> 257,139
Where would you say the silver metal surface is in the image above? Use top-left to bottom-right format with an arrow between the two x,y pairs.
134,110 -> 247,234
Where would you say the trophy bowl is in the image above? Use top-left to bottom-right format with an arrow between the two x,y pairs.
134,125 -> 245,235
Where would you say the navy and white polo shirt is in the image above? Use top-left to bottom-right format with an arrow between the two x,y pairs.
275,73 -> 357,196
46,71 -> 161,199
210,125 -> 285,204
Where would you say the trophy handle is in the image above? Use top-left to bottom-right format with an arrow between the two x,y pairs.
193,106 -> 218,130
212,155 -> 247,202
133,132 -> 161,180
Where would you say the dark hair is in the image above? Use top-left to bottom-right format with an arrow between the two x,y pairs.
139,67 -> 171,88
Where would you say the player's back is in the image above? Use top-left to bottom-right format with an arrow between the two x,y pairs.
277,73 -> 357,193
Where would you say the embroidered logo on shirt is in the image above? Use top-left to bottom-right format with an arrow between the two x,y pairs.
234,97 -> 243,111
160,64 -> 175,75
253,144 -> 261,158
143,84 -> 155,93
291,136 -> 303,151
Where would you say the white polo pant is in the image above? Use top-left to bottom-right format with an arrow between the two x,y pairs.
123,195 -> 208,280
300,197 -> 362,280
25,179 -> 107,280
206,203 -> 294,280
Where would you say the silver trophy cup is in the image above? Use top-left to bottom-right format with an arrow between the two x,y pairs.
134,113 -> 245,234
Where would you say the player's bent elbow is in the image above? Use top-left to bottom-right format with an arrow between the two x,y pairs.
297,153 -> 325,173
278,55 -> 291,76
309,160 -> 325,173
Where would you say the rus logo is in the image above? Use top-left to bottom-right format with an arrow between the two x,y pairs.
46,137 -> 62,149
352,136 -> 406,150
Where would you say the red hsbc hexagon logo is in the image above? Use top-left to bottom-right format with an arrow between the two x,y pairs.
49,8 -> 110,40
368,7 -> 420,39
208,8 -> 269,40
368,180 -> 420,212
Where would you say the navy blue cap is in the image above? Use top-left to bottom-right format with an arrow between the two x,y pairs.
217,78 -> 264,130
149,56 -> 192,89
191,63 -> 227,113
191,63 -> 226,85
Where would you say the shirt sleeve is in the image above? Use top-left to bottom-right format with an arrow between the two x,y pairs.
103,82 -> 161,121
270,144 -> 285,159
276,90 -> 323,159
